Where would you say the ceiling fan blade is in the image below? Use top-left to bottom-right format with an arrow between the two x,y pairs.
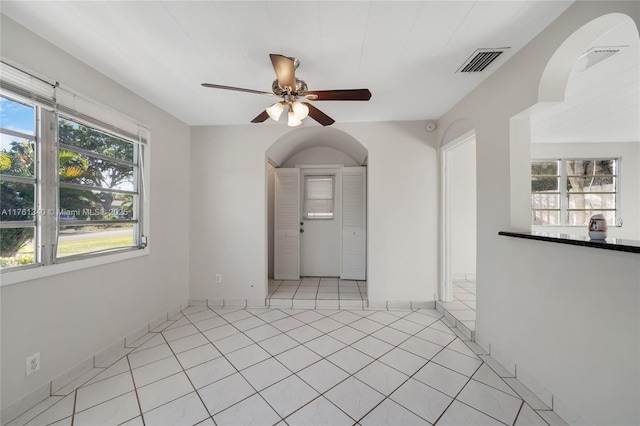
304,103 -> 335,126
305,89 -> 371,101
250,110 -> 270,123
201,83 -> 275,97
269,54 -> 297,91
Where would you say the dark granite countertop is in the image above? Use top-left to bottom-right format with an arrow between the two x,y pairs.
499,231 -> 640,254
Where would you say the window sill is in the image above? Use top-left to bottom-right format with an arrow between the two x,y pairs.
499,231 -> 640,254
0,247 -> 149,287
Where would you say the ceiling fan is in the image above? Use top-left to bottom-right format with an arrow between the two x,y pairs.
202,54 -> 372,127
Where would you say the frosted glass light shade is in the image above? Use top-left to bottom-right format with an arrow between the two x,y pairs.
288,111 -> 302,127
266,102 -> 284,121
291,101 -> 309,120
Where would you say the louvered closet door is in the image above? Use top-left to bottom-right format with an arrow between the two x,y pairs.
341,167 -> 366,280
274,168 -> 300,280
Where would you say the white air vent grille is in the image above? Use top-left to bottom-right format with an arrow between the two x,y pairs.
457,48 -> 510,73
574,47 -> 624,73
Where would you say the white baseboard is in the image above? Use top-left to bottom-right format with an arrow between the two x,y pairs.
476,335 -> 584,426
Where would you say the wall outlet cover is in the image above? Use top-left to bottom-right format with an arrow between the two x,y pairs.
26,353 -> 40,376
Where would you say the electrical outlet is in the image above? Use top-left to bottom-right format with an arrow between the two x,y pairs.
26,352 -> 40,376
215,274 -> 222,283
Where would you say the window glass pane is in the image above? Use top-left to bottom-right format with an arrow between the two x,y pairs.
1,180 -> 35,221
306,176 -> 334,199
1,137 -> 35,177
531,176 -> 558,192
531,193 -> 559,209
59,118 -> 134,162
567,210 -> 616,226
57,224 -> 135,258
305,200 -> 335,219
531,161 -> 558,175
0,226 -> 35,268
567,176 -> 615,192
565,160 -> 616,177
568,193 -> 616,210
0,96 -> 35,135
59,150 -> 135,191
59,188 -> 134,221
532,210 -> 560,225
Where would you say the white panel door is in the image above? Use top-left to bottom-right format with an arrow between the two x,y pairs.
341,167 -> 366,280
274,168 -> 300,280
300,168 -> 342,277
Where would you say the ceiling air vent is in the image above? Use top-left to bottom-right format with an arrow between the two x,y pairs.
573,46 -> 625,73
457,48 -> 510,73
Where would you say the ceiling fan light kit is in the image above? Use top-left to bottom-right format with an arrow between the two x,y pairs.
202,53 -> 371,126
266,102 -> 284,121
287,111 -> 302,127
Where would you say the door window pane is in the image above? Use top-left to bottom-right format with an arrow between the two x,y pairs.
304,175 -> 334,220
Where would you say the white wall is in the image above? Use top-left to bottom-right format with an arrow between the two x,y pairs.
531,141 -> 640,239
281,146 -> 360,168
0,16 -> 190,411
190,121 -> 439,305
447,139 -> 477,277
437,2 -> 640,424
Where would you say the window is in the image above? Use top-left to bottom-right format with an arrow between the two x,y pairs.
0,97 -> 38,268
304,175 -> 335,220
0,62 -> 148,273
56,117 -> 140,258
531,159 -> 618,226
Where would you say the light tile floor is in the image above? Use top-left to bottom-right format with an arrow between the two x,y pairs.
6,305 -> 567,426
267,278 -> 367,310
438,279 -> 477,339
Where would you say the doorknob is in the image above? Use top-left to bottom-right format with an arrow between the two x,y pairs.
300,229 -> 304,233
300,222 -> 304,226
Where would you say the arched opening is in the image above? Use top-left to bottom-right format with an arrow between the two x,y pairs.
265,127 -> 369,309
510,13 -> 639,235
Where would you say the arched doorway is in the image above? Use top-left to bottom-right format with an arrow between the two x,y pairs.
510,12 -> 639,232
265,127 -> 369,309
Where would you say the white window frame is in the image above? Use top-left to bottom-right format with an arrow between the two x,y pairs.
0,62 -> 150,286
531,158 -> 619,227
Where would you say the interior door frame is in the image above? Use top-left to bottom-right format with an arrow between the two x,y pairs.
298,165 -> 343,277
440,131 -> 476,302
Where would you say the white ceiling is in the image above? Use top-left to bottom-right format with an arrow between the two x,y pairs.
1,0 -> 578,128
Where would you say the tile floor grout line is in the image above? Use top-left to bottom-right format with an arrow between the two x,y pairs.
69,390 -> 77,426
124,354 -> 146,426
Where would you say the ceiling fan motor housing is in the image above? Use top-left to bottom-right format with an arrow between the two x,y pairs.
272,78 -> 308,96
